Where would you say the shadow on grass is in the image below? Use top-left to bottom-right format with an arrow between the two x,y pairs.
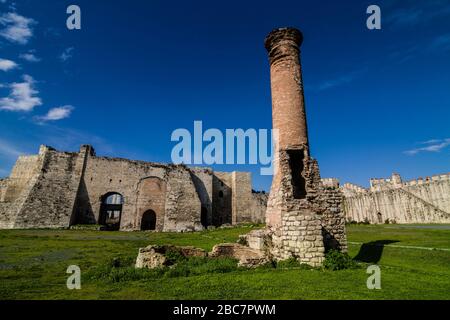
353,240 -> 399,263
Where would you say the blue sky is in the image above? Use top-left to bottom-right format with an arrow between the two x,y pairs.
0,0 -> 449,191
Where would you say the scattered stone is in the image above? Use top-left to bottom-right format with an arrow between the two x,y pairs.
209,243 -> 269,268
135,245 -> 207,269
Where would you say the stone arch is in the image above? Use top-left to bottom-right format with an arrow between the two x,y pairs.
141,209 -> 157,230
136,176 -> 166,231
99,192 -> 124,230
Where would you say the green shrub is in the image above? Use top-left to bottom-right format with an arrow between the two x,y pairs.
165,248 -> 186,265
277,257 -> 301,269
323,250 -> 357,271
277,257 -> 314,270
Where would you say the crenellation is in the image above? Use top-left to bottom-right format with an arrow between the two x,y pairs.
342,172 -> 450,223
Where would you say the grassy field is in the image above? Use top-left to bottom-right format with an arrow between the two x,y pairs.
0,224 -> 449,300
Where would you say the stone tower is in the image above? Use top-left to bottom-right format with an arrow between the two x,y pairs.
263,27 -> 347,266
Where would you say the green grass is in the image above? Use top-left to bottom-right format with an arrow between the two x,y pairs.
0,223 -> 449,300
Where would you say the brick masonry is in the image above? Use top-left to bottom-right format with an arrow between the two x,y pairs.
262,28 -> 347,267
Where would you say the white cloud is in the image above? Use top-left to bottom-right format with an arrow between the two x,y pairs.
19,52 -> 41,62
0,12 -> 36,45
0,58 -> 17,71
36,105 -> 74,122
0,75 -> 42,112
60,47 -> 74,62
404,138 -> 450,155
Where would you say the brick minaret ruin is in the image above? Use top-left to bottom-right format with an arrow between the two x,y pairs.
263,28 -> 347,266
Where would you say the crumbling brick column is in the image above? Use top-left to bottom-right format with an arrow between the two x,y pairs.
265,27 -> 312,230
265,27 -> 309,152
262,27 -> 346,267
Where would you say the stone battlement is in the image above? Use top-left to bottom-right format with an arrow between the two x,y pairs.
342,172 -> 450,224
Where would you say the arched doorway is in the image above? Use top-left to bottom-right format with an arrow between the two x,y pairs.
100,192 -> 123,231
141,210 -> 156,231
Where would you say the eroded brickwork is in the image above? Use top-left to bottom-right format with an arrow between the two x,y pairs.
262,28 -> 347,266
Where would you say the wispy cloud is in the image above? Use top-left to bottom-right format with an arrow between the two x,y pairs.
0,12 -> 36,45
0,138 -> 24,159
19,51 -> 41,63
429,34 -> 450,52
386,1 -> 450,28
0,74 -> 42,112
311,68 -> 367,92
0,58 -> 18,71
60,47 -> 74,62
389,32 -> 450,64
35,105 -> 74,122
404,138 -> 450,155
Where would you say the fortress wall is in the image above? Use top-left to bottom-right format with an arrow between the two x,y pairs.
190,167 -> 213,226
212,172 -> 233,226
344,188 -> 450,224
403,179 -> 450,213
0,178 -> 8,202
0,153 -> 45,229
79,154 -> 202,231
78,155 -> 167,229
343,173 -> 450,224
135,177 -> 167,231
3,155 -> 40,203
0,144 -> 262,231
163,166 -> 202,232
231,172 -> 253,224
250,192 -> 268,224
13,147 -> 86,229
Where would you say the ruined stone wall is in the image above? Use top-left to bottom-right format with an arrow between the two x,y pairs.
78,153 -> 202,231
231,172 -> 253,224
403,176 -> 450,214
2,155 -> 41,203
0,144 -> 261,230
342,173 -> 450,224
76,154 -> 167,229
0,179 -> 7,202
265,148 -> 347,266
212,172 -> 233,226
162,166 -> 203,232
190,167 -> 213,226
135,177 -> 167,231
0,154 -> 43,229
13,146 -> 86,229
317,186 -> 347,252
250,192 -> 268,224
